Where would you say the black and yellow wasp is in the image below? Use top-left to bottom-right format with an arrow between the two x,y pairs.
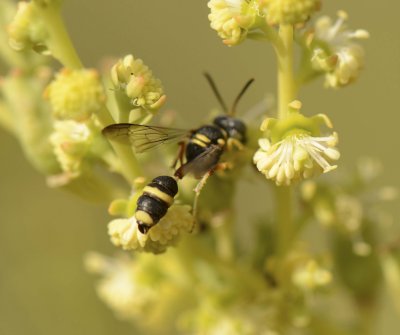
103,73 -> 254,182
103,74 -> 254,231
134,175 -> 178,234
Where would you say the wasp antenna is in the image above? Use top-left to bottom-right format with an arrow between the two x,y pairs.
203,72 -> 228,113
230,78 -> 255,116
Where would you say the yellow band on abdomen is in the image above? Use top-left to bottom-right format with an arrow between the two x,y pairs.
135,210 -> 154,225
143,186 -> 174,206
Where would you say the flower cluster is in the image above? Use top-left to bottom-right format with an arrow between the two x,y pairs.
50,120 -> 93,175
311,11 -> 370,88
43,68 -> 107,179
207,0 -> 261,46
44,68 -> 106,121
85,252 -> 175,322
259,0 -> 321,25
108,205 -> 193,254
111,54 -> 166,113
3,2 -> 390,335
7,1 -> 47,52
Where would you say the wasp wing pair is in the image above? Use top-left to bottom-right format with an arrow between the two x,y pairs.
102,123 -> 223,179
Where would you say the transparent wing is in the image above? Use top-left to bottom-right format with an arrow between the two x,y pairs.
174,144 -> 223,179
102,123 -> 191,153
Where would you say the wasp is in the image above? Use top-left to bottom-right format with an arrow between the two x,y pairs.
134,175 -> 178,234
103,73 -> 254,221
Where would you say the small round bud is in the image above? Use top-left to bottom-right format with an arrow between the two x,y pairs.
44,68 -> 106,121
259,0 -> 321,25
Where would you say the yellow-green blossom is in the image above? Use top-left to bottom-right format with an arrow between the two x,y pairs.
45,68 -> 106,121
50,120 -> 93,174
84,252 -> 161,321
108,205 -> 193,254
208,0 -> 260,46
7,1 -> 48,52
111,54 -> 166,112
254,104 -> 340,185
85,250 -> 198,334
259,0 -> 321,25
292,260 -> 332,291
312,11 -> 369,88
336,194 -> 363,232
180,295 -> 276,335
254,132 -> 340,185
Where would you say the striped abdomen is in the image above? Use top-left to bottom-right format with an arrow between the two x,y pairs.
186,125 -> 226,162
135,176 -> 178,234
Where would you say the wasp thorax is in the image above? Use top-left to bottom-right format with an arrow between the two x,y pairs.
213,115 -> 247,144
135,176 -> 178,234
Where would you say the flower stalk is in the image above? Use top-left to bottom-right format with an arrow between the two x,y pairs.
276,24 -> 296,258
34,2 -> 82,69
277,24 -> 296,119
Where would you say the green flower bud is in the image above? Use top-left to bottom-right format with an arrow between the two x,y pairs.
259,0 -> 321,25
111,54 -> 166,112
44,68 -> 106,121
208,0 -> 261,46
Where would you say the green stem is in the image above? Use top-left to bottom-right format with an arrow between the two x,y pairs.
37,4 -> 82,69
276,186 -> 293,256
97,107 -> 143,185
275,25 -> 296,258
214,210 -> 235,262
277,25 -> 295,119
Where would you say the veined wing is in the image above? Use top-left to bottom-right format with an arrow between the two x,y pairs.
174,144 -> 223,179
102,123 -> 191,153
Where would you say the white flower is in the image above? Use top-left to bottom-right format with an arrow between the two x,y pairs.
208,0 -> 259,46
312,11 -> 369,88
108,205 -> 194,254
254,132 -> 340,185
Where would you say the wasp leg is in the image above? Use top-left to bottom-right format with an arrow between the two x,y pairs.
190,162 -> 230,232
171,141 -> 186,169
227,138 -> 244,151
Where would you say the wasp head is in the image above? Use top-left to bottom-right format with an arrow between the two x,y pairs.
213,115 -> 247,144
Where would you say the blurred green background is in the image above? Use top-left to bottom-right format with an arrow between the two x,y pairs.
0,1 -> 399,334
